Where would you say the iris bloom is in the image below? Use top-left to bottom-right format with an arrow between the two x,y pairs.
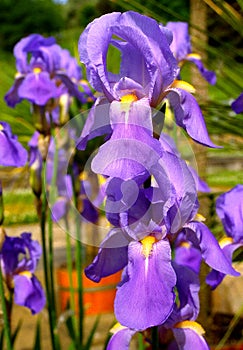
165,21 -> 216,85
78,10 -> 217,155
0,121 -> 27,167
5,34 -> 93,108
206,184 -> 243,289
85,168 -> 238,330
0,232 -> 46,314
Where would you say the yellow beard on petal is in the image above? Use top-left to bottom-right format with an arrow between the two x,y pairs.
19,271 -> 32,279
120,93 -> 138,103
174,320 -> 205,335
33,67 -> 42,74
219,236 -> 234,249
141,236 -> 156,258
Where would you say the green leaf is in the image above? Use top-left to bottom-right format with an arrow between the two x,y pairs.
83,316 -> 100,350
33,319 -> 41,350
11,320 -> 22,346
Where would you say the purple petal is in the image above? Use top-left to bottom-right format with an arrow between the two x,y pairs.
91,99 -> 162,179
51,198 -> 68,222
18,72 -> 59,105
173,262 -> 200,320
231,92 -> 243,114
115,239 -> 176,330
185,222 -> 240,276
107,326 -> 136,350
206,242 -> 242,289
186,56 -> 216,85
173,324 -> 209,350
4,77 -> 25,107
216,184 -> 243,242
76,97 -> 111,150
166,22 -> 191,62
167,88 -> 219,148
174,245 -> 202,275
0,122 -> 28,167
14,274 -> 46,314
151,153 -> 198,233
85,228 -> 129,282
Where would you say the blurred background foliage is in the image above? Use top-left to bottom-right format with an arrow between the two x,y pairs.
0,0 -> 242,221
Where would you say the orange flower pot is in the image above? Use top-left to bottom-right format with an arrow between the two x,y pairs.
56,268 -> 122,315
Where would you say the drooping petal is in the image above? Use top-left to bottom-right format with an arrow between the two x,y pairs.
172,321 -> 210,350
186,56 -> 216,85
85,228 -> 129,282
184,221 -> 240,276
206,241 -> 242,289
107,324 -> 136,350
167,88 -> 218,147
14,274 -> 46,314
115,238 -> 176,330
0,121 -> 28,167
4,77 -> 25,107
18,71 -> 59,105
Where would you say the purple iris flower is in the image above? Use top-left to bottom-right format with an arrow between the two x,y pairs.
78,11 -> 217,149
0,232 -> 46,314
0,121 -> 28,167
206,184 -> 243,289
216,184 -> 243,242
165,21 -> 216,85
231,92 -> 243,114
5,34 -> 93,108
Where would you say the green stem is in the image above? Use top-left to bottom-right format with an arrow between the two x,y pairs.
0,267 -> 13,350
64,219 -> 79,347
75,228 -> 84,347
40,160 -> 59,350
215,301 -> 243,349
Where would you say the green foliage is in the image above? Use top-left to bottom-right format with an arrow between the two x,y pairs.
0,0 -> 65,51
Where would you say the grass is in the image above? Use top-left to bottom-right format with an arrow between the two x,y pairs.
3,189 -> 38,226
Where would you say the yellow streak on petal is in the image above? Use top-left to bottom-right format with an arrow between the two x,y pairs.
219,236 -> 234,249
174,320 -> 205,335
171,80 -> 196,94
120,94 -> 138,103
187,53 -> 202,60
0,124 -> 3,131
33,67 -> 42,74
180,241 -> 191,248
194,213 -> 206,222
19,271 -> 32,279
141,236 -> 156,258
110,322 -> 127,334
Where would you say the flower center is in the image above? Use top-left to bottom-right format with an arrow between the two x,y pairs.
120,93 -> 138,103
141,236 -> 156,258
33,67 -> 42,74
